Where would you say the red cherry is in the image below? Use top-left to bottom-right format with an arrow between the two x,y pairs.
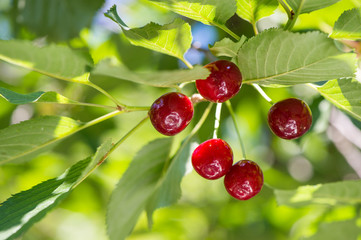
267,98 -> 312,140
192,139 -> 233,180
224,160 -> 263,200
149,92 -> 193,136
195,60 -> 242,103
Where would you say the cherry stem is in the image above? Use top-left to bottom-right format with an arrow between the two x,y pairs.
252,84 -> 274,105
225,100 -> 247,159
213,102 -> 222,139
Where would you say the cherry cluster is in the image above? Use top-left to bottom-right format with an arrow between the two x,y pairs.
148,60 -> 312,201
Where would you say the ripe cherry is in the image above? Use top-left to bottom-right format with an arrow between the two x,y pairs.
192,139 -> 233,180
195,60 -> 242,103
149,92 -> 193,136
267,98 -> 312,140
224,160 -> 263,200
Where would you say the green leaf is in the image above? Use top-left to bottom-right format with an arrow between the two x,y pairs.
0,139 -> 113,240
0,87 -> 112,109
237,29 -> 357,86
0,40 -> 92,83
285,0 -> 341,14
147,0 -> 239,40
236,0 -> 278,24
274,180 -> 361,207
209,36 -> 247,58
0,87 -> 79,105
148,0 -> 237,26
107,138 -> 173,240
146,138 -> 195,227
304,220 -> 360,240
92,60 -> 210,88
330,8 -> 361,40
314,78 -> 361,122
290,0 -> 361,32
105,6 -> 192,63
17,0 -> 104,41
0,116 -> 83,164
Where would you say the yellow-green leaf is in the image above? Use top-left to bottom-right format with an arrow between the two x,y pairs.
105,6 -> 192,63
236,0 -> 278,24
0,40 -> 92,83
238,29 -> 357,85
330,8 -> 361,40
313,78 -> 361,122
0,116 -> 83,164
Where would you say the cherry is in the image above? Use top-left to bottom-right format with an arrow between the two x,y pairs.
192,139 -> 233,180
149,92 -> 193,136
267,98 -> 312,140
195,60 -> 242,103
224,160 -> 263,200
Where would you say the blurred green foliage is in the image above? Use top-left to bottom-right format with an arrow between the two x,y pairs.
0,0 -> 361,239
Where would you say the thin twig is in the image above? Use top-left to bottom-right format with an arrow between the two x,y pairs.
73,115 -> 150,188
277,0 -> 292,20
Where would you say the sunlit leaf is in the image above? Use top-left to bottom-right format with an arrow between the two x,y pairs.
0,139 -> 113,240
148,0 -> 237,26
292,0 -> 361,31
0,116 -> 83,164
304,220 -> 360,240
0,40 -> 92,83
285,0 -> 341,14
0,87 -> 78,105
92,60 -> 209,87
237,29 -> 356,86
274,180 -> 361,207
105,5 -> 192,63
236,0 -> 278,24
209,36 -> 247,58
107,138 -> 173,240
313,78 -> 361,122
330,8 -> 361,40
